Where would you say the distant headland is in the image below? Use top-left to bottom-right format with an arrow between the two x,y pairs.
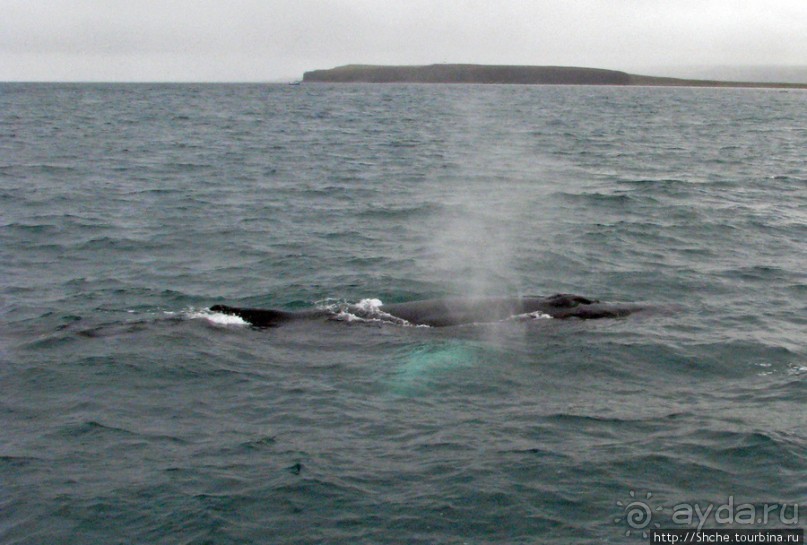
302,64 -> 807,89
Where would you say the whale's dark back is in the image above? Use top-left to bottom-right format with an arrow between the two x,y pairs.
209,305 -> 296,327
377,294 -> 635,326
210,294 -> 646,328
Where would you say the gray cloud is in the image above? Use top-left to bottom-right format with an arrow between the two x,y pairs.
2,0 -> 805,81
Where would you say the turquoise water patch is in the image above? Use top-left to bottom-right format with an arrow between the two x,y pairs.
388,340 -> 485,395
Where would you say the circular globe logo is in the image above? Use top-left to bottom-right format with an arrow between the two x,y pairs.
615,490 -> 663,537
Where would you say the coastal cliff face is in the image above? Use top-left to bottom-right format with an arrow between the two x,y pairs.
303,64 -> 632,85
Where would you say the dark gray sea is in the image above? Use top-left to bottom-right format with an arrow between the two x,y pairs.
1,83 -> 805,544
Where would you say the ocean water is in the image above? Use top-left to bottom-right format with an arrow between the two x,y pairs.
1,83 -> 805,544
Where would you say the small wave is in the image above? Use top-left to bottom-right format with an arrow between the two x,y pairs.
0,455 -> 41,468
769,175 -> 805,183
2,222 -> 62,234
26,163 -> 77,173
59,420 -> 137,438
619,177 -> 690,186
357,202 -> 441,220
553,191 -> 636,206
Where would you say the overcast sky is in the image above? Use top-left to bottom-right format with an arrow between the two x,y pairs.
2,0 -> 805,81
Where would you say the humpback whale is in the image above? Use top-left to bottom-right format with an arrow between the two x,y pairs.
210,294 -> 645,328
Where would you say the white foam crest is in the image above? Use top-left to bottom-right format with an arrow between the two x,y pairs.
313,298 -> 362,323
355,298 -> 384,312
331,309 -> 367,323
317,297 -> 424,327
352,298 -> 420,326
510,310 -> 554,322
185,308 -> 248,326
